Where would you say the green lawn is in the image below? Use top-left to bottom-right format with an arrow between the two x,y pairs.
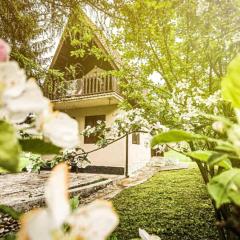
111,166 -> 218,240
164,150 -> 191,162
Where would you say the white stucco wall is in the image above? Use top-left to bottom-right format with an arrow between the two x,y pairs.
65,105 -> 126,168
63,105 -> 151,173
128,133 -> 151,175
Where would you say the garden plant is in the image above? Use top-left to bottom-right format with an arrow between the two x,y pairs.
1,0 -> 240,239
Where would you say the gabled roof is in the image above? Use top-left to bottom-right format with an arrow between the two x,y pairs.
49,10 -> 121,72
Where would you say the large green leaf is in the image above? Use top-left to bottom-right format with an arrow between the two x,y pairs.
187,151 -> 232,169
208,153 -> 232,170
221,55 -> 240,108
151,129 -> 207,147
215,142 -> 236,153
19,138 -> 61,155
208,168 -> 240,208
187,150 -> 214,162
0,120 -> 21,172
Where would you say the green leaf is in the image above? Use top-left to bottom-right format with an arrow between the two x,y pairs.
187,150 -> 214,162
203,113 -> 233,126
0,120 -> 21,172
19,138 -> 61,155
0,204 -> 22,220
215,142 -> 236,153
151,129 -> 207,147
70,195 -> 80,211
207,168 -> 240,208
187,151 -> 232,169
221,55 -> 240,108
208,153 -> 232,170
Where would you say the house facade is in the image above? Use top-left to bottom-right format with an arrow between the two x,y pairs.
44,14 -> 151,176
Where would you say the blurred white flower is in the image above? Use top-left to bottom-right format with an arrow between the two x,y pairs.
42,111 -> 80,149
5,79 -> 49,123
212,121 -> 225,133
18,163 -> 70,240
0,61 -> 26,100
152,122 -> 169,132
18,163 -> 118,240
67,201 -> 119,240
139,228 -> 161,240
175,37 -> 183,43
196,0 -> 209,16
76,160 -> 90,169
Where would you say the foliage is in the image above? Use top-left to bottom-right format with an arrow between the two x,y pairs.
151,129 -> 206,146
111,167 -> 218,240
0,120 -> 21,172
98,0 -> 240,134
51,148 -> 90,169
150,54 -> 240,238
0,40 -> 81,172
222,54 -> 240,108
0,205 -> 22,220
19,139 -> 61,155
23,153 -> 45,173
1,1 -> 240,239
69,195 -> 80,211
208,169 -> 240,208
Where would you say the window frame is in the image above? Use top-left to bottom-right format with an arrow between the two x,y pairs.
84,115 -> 106,144
132,132 -> 140,145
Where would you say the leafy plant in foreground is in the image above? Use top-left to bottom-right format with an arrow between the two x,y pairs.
151,55 -> 240,239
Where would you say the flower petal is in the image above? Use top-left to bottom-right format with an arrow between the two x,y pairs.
45,163 -> 70,228
0,61 -> 26,99
139,228 -> 161,240
67,200 -> 119,240
2,79 -> 49,123
18,209 -> 53,240
6,79 -> 49,120
42,112 -> 80,148
0,39 -> 11,62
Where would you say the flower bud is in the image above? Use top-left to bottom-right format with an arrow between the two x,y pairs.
212,121 -> 225,133
0,39 -> 11,62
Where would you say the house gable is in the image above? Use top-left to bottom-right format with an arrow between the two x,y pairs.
50,10 -> 120,80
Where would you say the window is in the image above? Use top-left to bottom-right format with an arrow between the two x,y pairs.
84,115 -> 105,144
132,132 -> 140,145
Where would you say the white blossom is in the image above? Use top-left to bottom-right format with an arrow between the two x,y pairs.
42,112 -> 80,149
212,121 -> 225,133
139,228 -> 161,240
67,201 -> 119,240
4,79 -> 50,123
196,0 -> 209,16
18,163 -> 119,240
0,61 -> 26,100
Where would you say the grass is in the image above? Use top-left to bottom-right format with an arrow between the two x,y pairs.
164,150 -> 191,162
110,166 -> 218,240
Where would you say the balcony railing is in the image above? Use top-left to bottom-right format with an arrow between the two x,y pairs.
44,72 -> 121,100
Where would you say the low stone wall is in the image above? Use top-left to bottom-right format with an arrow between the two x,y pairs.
0,171 -> 123,237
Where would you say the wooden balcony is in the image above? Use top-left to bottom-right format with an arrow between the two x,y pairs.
44,72 -> 121,101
